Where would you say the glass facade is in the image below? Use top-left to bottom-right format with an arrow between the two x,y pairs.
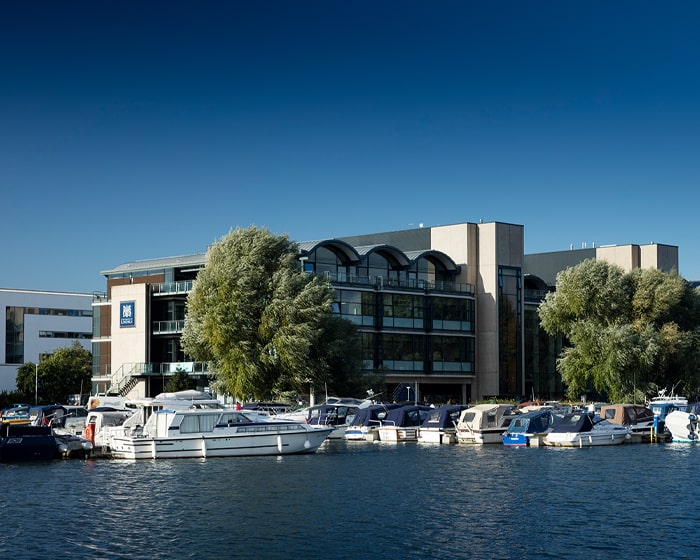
328,246 -> 476,378
5,305 -> 92,365
498,267 -> 522,396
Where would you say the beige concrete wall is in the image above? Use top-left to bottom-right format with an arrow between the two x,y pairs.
475,222 -> 524,399
640,243 -> 678,272
595,245 -> 640,272
110,283 -> 148,381
430,222 -> 478,287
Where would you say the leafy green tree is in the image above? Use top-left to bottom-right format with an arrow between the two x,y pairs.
182,226 -> 361,401
539,259 -> 700,401
16,341 -> 92,405
164,369 -> 197,393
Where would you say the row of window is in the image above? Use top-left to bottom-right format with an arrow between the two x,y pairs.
333,290 -> 474,332
39,331 -> 92,339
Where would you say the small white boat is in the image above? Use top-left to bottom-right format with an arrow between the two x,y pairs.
344,403 -> 401,441
417,404 -> 470,444
501,408 -> 556,447
599,404 -> 656,442
664,406 -> 700,443
544,412 -> 630,447
376,405 -> 432,442
646,389 -> 688,440
109,408 -> 333,459
455,404 -> 516,444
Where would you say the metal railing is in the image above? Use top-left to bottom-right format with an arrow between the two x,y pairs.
152,281 -> 194,295
152,320 -> 186,334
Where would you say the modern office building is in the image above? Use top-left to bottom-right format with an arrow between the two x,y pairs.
1,288 -> 93,393
90,221 -> 679,404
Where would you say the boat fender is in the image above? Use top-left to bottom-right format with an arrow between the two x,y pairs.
689,432 -> 698,440
84,422 -> 95,444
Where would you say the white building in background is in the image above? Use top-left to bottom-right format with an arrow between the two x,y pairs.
0,288 -> 93,393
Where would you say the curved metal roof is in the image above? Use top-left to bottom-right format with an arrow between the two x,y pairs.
354,244 -> 411,268
297,239 -> 360,264
403,249 -> 461,272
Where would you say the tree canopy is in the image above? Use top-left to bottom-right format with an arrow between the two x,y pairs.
538,259 -> 700,402
181,226 -> 364,401
15,341 -> 92,405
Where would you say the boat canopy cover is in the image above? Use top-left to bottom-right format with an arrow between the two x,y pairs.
421,405 -> 469,429
600,404 -> 654,426
307,403 -> 359,426
549,413 -> 595,434
505,409 -> 553,434
347,404 -> 400,427
383,405 -> 432,427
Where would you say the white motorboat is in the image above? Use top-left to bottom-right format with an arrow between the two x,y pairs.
599,403 -> 656,442
109,408 -> 333,459
343,403 -> 401,441
85,390 -> 224,455
543,412 -> 630,447
417,404 -> 470,444
664,406 -> 700,443
455,403 -> 516,444
377,404 -> 432,442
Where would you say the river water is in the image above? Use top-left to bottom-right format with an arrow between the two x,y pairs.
1,440 -> 695,559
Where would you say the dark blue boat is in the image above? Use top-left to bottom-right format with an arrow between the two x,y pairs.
502,408 -> 555,447
377,404 -> 433,442
0,423 -> 56,462
344,403 -> 401,441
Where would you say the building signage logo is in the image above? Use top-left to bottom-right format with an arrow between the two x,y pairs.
120,301 -> 135,328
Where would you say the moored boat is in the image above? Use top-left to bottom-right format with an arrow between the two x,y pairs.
376,404 -> 432,442
84,407 -> 134,455
599,404 -> 656,442
502,408 -> 556,447
109,408 -> 333,459
417,404 -> 470,444
343,403 -> 400,441
664,404 -> 700,443
543,412 -> 630,447
0,404 -> 31,425
0,423 -> 57,462
455,403 -> 516,444
647,389 -> 688,440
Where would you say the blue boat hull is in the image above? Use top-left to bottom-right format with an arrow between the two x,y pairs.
0,424 -> 56,462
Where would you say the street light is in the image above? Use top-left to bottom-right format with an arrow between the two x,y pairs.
35,362 -> 38,406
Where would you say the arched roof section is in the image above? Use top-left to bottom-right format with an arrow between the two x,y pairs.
403,250 -> 461,273
524,274 -> 551,291
355,244 -> 411,269
297,239 -> 360,265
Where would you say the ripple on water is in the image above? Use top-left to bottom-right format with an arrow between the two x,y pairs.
1,441 -> 699,559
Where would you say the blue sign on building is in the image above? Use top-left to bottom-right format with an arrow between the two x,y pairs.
120,301 -> 135,327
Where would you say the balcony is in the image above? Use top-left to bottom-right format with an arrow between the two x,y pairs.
152,320 -> 185,335
152,281 -> 194,296
324,272 -> 474,295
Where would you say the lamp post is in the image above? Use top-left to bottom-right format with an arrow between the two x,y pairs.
35,362 -> 38,406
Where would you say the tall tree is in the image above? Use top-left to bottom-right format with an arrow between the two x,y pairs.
16,341 -> 92,404
539,259 -> 700,401
181,226 -> 359,400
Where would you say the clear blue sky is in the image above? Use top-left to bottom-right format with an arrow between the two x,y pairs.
3,1 -> 700,293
